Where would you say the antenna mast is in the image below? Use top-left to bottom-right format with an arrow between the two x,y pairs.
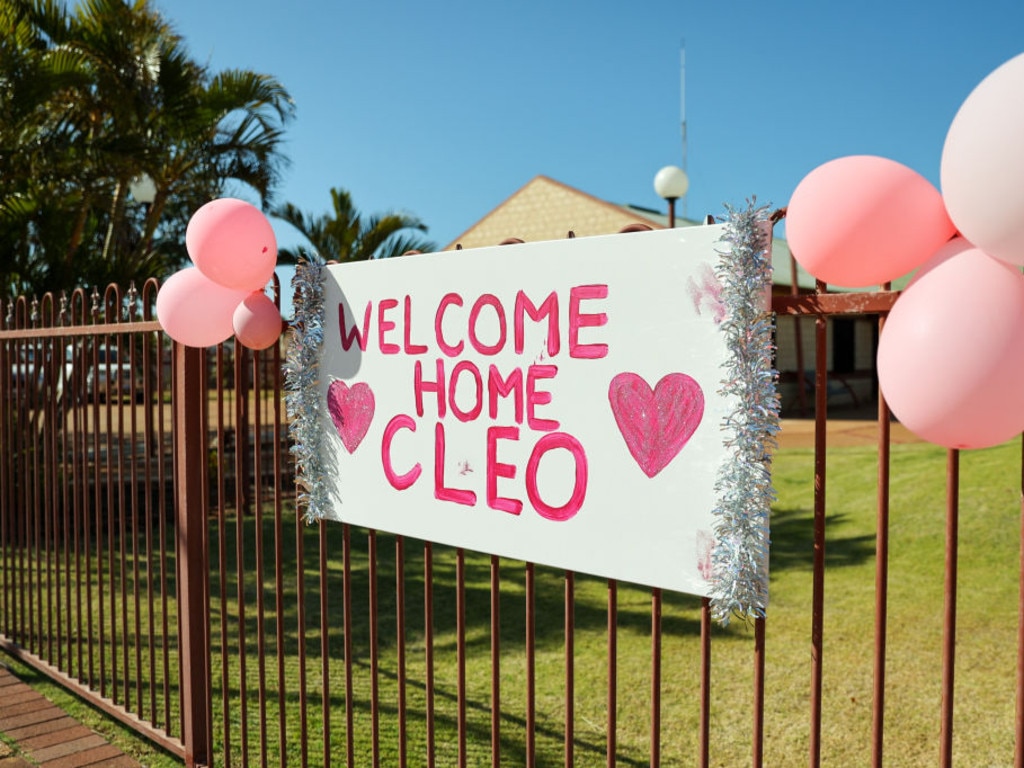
680,43 -> 688,221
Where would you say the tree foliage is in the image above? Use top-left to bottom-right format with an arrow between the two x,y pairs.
274,187 -> 437,264
0,0 -> 295,296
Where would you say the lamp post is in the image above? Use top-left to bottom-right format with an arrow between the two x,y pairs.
653,165 -> 689,228
129,173 -> 159,441
129,174 -> 157,256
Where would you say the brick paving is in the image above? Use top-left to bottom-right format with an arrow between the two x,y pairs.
0,666 -> 140,767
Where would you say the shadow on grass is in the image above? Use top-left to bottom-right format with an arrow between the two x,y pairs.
215,658 -> 651,768
207,517 -> 676,766
208,516 -> 714,658
338,659 -> 651,768
769,506 -> 876,572
0,510 -> 725,767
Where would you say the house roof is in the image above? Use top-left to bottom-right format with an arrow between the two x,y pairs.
443,175 -> 821,290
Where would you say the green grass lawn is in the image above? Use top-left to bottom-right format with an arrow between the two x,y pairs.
3,437 -> 1021,766
202,438 -> 1021,767
762,439 -> 1020,766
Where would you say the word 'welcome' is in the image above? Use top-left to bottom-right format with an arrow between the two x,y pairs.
338,286 -> 609,358
334,285 -> 610,520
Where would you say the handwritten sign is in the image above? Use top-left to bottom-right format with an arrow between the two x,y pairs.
317,225 -> 741,595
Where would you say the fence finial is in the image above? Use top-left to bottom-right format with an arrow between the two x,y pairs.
125,282 -> 138,321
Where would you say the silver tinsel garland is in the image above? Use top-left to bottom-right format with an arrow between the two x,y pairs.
709,203 -> 780,625
284,260 -> 331,523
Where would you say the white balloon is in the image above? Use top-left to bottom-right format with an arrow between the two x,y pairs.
941,52 -> 1024,265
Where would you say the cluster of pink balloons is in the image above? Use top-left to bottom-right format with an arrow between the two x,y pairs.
156,198 -> 283,351
787,52 -> 1024,450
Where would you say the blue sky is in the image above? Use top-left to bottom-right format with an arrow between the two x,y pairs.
155,0 -> 1024,255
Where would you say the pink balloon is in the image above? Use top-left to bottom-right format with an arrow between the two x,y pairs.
877,239 -> 1024,449
156,268 -> 249,347
787,155 -> 955,287
186,198 -> 278,290
941,52 -> 1024,266
232,291 -> 283,350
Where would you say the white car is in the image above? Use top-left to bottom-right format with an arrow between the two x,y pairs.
6,345 -> 78,413
86,343 -> 140,401
8,345 -> 75,389
9,347 -> 45,389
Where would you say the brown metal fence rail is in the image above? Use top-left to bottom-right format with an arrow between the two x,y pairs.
0,282 -> 182,756
0,256 -> 1022,767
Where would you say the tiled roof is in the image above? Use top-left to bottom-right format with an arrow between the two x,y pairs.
445,175 -> 656,249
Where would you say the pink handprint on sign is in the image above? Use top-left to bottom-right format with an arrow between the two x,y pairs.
696,530 -> 714,581
687,263 -> 726,324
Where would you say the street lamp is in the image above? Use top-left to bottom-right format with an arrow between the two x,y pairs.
653,165 -> 689,228
129,174 -> 157,206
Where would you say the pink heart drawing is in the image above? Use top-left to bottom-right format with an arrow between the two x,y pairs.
327,380 -> 375,454
608,372 -> 704,478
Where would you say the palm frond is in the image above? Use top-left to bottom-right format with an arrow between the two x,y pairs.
273,186 -> 435,263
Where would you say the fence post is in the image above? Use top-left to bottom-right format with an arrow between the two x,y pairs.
174,342 -> 211,768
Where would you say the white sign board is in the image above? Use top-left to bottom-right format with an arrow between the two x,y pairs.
317,225 -> 739,595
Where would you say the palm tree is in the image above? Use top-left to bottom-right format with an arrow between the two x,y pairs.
0,0 -> 89,291
273,187 -> 436,264
0,0 -> 295,296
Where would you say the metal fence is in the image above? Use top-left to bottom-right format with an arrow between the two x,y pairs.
0,265 -> 1022,767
